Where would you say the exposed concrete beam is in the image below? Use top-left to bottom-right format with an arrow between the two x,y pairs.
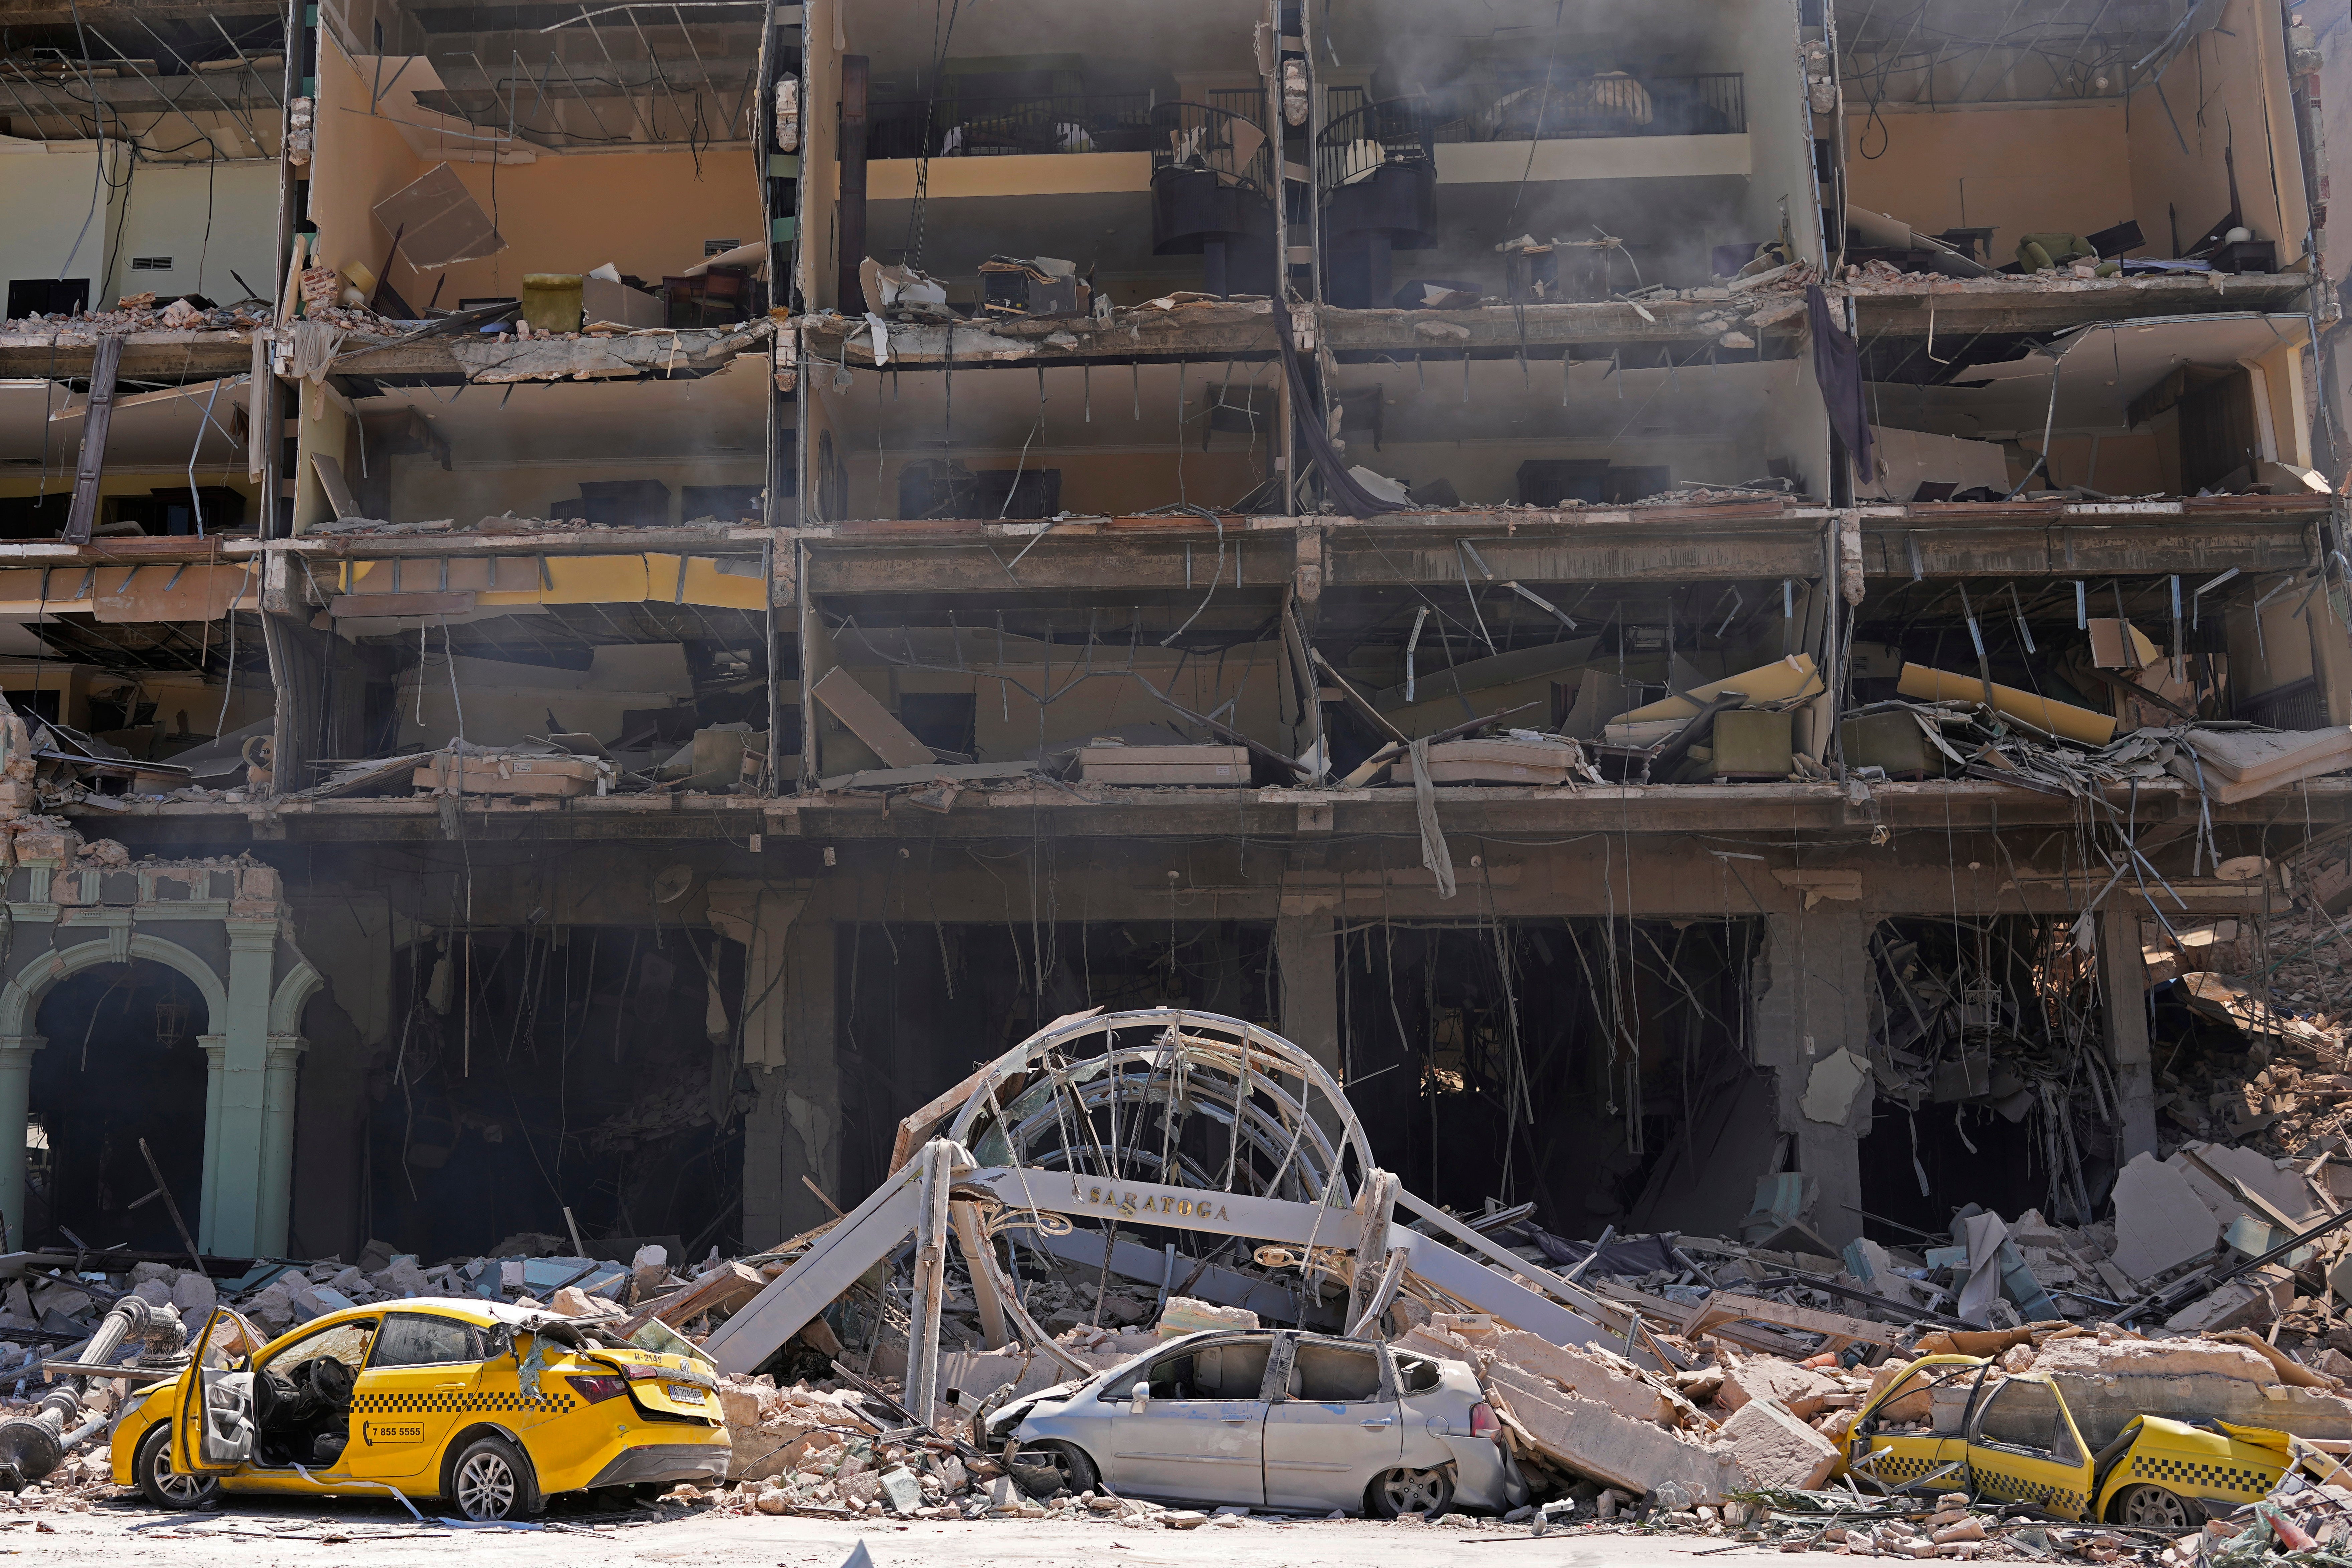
1861,507 -> 2320,578
1849,274 -> 2313,336
68,777 -> 2352,849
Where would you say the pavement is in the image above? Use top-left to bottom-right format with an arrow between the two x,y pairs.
16,1497 -> 1793,1568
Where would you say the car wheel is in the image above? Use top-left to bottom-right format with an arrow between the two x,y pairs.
2110,1484 -> 2201,1528
1010,1440 -> 1098,1498
1370,1464 -> 1454,1519
448,1434 -> 542,1522
135,1423 -> 221,1511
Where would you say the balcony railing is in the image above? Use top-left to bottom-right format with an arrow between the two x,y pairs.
1150,100 -> 1273,196
869,92 -> 1157,159
1321,72 -> 1745,178
1316,94 -> 1444,192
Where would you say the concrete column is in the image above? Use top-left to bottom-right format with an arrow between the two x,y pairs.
2099,905 -> 2158,1162
254,1036 -> 307,1256
1753,909 -> 1874,1249
0,1035 -> 43,1249
743,919 -> 837,1250
197,1035 -> 227,1249
1275,907 -> 1340,1078
203,921 -> 284,1256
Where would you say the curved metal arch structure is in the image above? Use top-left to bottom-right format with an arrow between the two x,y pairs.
936,1007 -> 1373,1213
707,1010 -> 1650,1388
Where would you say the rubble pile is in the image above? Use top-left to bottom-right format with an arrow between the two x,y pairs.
0,301 -> 278,338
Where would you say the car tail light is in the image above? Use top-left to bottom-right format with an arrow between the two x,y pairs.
622,1364 -> 663,1381
567,1375 -> 630,1404
1468,1402 -> 1502,1441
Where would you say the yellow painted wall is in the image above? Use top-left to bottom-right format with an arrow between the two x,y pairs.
311,46 -> 429,284
310,41 -> 761,308
2015,429 -> 2175,495
1844,103 -> 2133,259
2128,0 -> 2309,266
410,151 -> 763,306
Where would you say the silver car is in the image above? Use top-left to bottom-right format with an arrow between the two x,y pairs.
982,1328 -> 1528,1517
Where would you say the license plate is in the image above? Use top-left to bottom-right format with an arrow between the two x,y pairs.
666,1384 -> 706,1403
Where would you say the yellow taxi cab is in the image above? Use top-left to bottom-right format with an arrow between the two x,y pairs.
111,1297 -> 730,1520
1843,1353 -> 2289,1526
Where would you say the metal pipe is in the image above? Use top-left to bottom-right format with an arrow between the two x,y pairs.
0,1296 -> 175,1479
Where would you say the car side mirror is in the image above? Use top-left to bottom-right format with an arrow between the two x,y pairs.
1130,1380 -> 1150,1415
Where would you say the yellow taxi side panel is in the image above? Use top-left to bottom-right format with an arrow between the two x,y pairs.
111,1382 -> 186,1485
449,1344 -> 726,1497
2093,1419 -> 2286,1519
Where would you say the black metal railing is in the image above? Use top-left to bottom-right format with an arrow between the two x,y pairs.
1315,94 -> 1443,192
868,91 -> 1156,159
1432,72 -> 1745,141
1320,72 -> 1744,178
1149,100 -> 1273,196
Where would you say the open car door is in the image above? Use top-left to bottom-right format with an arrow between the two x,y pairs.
1845,1357 -> 1987,1495
173,1306 -> 263,1476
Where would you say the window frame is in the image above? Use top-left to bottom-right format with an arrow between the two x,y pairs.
366,1310 -> 491,1372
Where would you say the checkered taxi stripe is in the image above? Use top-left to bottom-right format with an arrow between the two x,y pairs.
1863,1453 -> 1943,1484
350,1390 -> 575,1416
1971,1467 -> 2088,1518
2128,1454 -> 2277,1498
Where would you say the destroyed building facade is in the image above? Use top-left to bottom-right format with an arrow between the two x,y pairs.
0,0 -> 2344,1277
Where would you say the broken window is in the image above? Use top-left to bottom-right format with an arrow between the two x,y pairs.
1289,1341 -> 1381,1402
1970,1376 -> 2084,1467
371,1311 -> 489,1368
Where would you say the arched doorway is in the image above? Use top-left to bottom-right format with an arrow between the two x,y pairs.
27,960 -> 211,1251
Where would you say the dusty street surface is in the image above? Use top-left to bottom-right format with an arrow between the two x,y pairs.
19,1497 -> 1787,1568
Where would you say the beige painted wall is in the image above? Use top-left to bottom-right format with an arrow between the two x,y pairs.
1844,102 -> 2133,260
311,43 -> 762,308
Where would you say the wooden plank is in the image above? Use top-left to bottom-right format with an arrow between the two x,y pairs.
62,334 -> 121,546
810,667 -> 935,768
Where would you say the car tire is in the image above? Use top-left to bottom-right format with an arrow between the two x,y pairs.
134,1422 -> 221,1511
448,1434 -> 542,1522
2108,1484 -> 2201,1528
1011,1440 -> 1098,1497
1369,1464 -> 1454,1519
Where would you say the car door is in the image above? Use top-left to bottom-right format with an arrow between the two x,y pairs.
1846,1358 -> 1984,1493
1262,1335 -> 1403,1512
1964,1374 -> 2094,1520
347,1311 -> 490,1481
1106,1334 -> 1271,1507
173,1306 -> 263,1476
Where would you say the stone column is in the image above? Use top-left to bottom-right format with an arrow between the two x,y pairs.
1752,908 -> 1875,1249
255,1036 -> 307,1256
743,919 -> 837,1250
2099,905 -> 2158,1162
204,921 -> 284,1256
0,1035 -> 43,1249
1275,907 -> 1341,1079
197,1035 -> 228,1250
